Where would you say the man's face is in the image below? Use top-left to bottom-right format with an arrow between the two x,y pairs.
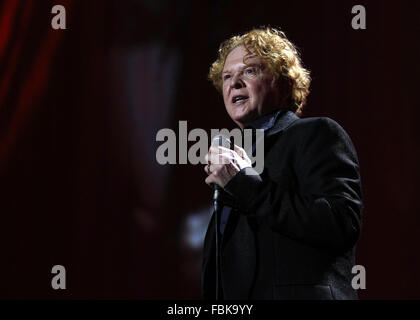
222,45 -> 281,129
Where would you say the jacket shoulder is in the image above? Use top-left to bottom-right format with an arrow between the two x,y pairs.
288,116 -> 351,140
292,116 -> 344,130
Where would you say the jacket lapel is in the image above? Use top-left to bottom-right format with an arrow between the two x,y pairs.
265,110 -> 300,138
202,110 -> 301,299
221,110 -> 299,237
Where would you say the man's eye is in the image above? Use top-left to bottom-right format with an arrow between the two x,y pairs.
245,68 -> 256,74
223,74 -> 231,80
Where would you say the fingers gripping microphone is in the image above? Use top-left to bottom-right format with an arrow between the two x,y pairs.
210,134 -> 232,208
210,134 -> 232,300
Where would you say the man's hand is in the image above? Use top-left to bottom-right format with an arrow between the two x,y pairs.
204,144 -> 252,188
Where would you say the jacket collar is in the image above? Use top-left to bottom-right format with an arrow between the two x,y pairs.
245,110 -> 282,131
244,109 -> 300,137
264,109 -> 300,137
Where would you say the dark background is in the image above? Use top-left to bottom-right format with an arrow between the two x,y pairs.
0,0 -> 419,299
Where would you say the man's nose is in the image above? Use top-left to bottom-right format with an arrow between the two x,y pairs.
230,73 -> 245,89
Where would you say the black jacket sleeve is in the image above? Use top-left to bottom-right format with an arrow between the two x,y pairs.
224,117 -> 363,253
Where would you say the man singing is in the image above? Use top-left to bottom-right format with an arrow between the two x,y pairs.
202,28 -> 363,300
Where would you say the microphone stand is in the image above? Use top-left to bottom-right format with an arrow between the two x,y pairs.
211,134 -> 232,300
213,184 -> 221,300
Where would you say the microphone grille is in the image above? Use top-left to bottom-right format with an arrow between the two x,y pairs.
211,134 -> 232,149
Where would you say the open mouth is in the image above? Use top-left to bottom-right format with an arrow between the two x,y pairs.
232,95 -> 249,104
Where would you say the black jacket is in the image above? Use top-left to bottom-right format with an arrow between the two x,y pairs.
202,110 -> 363,300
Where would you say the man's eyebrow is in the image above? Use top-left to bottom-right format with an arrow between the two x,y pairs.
244,62 -> 262,67
222,63 -> 261,74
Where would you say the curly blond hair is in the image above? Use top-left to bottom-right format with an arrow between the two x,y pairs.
208,27 -> 311,115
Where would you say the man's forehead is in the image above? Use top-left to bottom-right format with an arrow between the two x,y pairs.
223,52 -> 262,72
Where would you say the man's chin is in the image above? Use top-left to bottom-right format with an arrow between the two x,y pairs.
231,113 -> 255,129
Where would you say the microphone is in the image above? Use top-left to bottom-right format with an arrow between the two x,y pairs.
210,134 -> 233,204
